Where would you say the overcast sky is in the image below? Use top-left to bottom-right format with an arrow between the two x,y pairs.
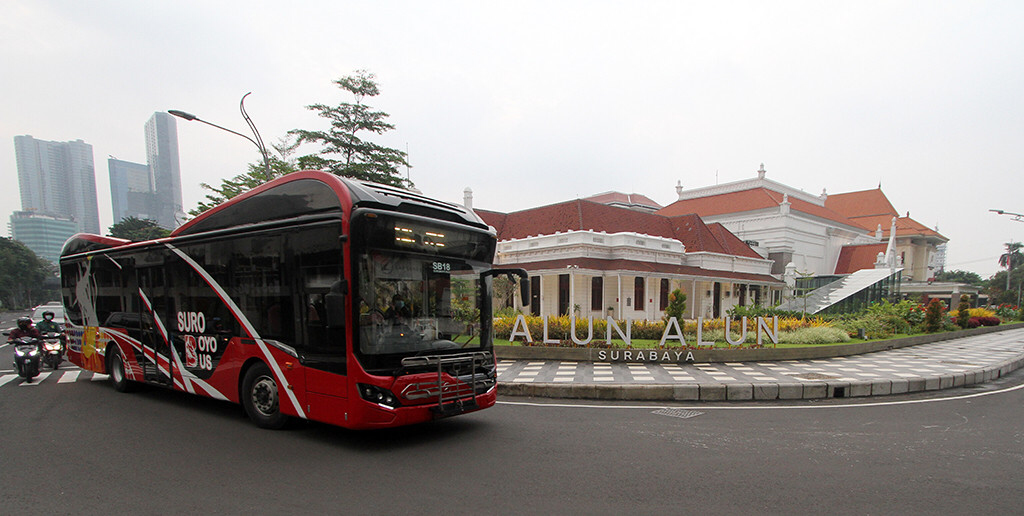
2,1 -> 1022,277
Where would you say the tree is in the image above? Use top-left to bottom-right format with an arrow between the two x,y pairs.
108,217 -> 171,241
996,241 -> 1024,293
0,237 -> 54,309
663,289 -> 687,322
290,70 -> 411,188
188,139 -> 299,217
998,241 -> 1023,270
933,269 -> 985,287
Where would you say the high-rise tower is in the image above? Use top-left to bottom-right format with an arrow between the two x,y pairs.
145,112 -> 183,229
109,158 -> 157,225
14,135 -> 100,234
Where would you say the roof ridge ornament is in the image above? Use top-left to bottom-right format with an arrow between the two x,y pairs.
757,163 -> 766,179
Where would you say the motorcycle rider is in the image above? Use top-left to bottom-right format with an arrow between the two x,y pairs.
36,311 -> 61,334
8,316 -> 41,341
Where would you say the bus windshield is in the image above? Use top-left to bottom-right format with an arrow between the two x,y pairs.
356,251 -> 488,357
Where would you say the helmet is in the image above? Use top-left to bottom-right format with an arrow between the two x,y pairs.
43,311 -> 54,320
17,316 -> 31,330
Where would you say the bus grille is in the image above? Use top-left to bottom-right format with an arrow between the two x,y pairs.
399,352 -> 494,414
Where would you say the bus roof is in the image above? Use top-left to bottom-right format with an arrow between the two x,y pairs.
62,171 -> 489,259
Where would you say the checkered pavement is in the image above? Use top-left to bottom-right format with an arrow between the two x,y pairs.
497,329 -> 1024,385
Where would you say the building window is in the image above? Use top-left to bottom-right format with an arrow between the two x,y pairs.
659,278 -> 669,310
591,277 -> 603,311
558,274 -> 570,315
634,277 -> 645,311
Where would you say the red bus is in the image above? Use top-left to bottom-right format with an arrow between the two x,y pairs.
60,171 -> 526,430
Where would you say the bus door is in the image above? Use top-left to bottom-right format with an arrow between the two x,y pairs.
297,263 -> 348,398
138,263 -> 173,386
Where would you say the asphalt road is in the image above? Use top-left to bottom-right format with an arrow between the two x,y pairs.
1,338 -> 1022,515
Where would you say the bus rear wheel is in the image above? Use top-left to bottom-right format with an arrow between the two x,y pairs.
242,363 -> 288,429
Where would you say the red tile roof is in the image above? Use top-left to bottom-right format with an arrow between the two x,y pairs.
834,243 -> 887,274
510,257 -> 782,284
475,199 -> 763,258
825,188 -> 897,218
826,188 -> 947,241
840,214 -> 947,241
657,187 -> 863,229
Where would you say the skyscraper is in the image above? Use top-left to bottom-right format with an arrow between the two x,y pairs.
145,112 -> 184,229
14,135 -> 100,234
9,211 -> 78,264
109,158 -> 157,224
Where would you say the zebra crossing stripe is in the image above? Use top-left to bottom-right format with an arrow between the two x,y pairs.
18,372 -> 51,385
59,370 -> 81,383
0,374 -> 17,387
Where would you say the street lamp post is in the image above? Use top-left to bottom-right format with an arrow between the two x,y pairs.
169,92 -> 272,181
990,209 -> 1024,293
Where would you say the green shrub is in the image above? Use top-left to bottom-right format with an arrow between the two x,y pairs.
778,326 -> 851,345
955,295 -> 971,329
924,299 -> 946,333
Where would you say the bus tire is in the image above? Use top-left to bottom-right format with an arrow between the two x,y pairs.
241,363 -> 288,429
108,348 -> 137,393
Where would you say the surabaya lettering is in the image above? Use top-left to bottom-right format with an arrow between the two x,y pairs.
596,349 -> 697,362
508,314 -> 780,351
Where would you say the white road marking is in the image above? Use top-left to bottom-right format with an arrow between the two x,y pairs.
18,372 -> 51,385
91,374 -> 109,381
58,370 -> 81,383
0,374 -> 18,387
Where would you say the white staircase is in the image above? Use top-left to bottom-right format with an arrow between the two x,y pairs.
777,268 -> 903,314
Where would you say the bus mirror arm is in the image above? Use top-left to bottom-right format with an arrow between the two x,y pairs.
484,268 -> 530,307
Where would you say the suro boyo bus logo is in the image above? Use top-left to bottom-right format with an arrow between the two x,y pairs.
177,311 -> 217,371
184,335 -> 199,368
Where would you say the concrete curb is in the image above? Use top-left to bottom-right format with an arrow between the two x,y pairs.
496,354 -> 1024,401
495,322 -> 1024,363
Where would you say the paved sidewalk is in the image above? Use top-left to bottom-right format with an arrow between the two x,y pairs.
497,328 -> 1024,401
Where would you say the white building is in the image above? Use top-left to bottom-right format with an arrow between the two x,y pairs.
475,196 -> 782,320
659,165 -> 947,283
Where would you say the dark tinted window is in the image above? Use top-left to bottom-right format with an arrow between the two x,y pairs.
179,179 -> 342,236
591,277 -> 603,311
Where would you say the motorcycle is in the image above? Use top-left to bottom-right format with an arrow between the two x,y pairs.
10,335 -> 42,382
41,332 -> 63,370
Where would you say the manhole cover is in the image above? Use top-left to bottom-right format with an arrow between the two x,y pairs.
791,373 -> 838,380
652,408 -> 704,419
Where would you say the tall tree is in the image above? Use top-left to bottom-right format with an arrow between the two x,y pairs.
290,70 -> 411,188
998,241 -> 1023,270
188,139 -> 299,217
0,237 -> 53,309
108,217 -> 171,241
998,241 -> 1024,292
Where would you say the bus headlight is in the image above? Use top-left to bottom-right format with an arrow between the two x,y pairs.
358,383 -> 400,409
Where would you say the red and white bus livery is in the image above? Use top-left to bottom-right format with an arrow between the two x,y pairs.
60,171 -> 526,430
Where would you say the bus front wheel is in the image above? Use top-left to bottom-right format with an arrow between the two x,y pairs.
241,363 -> 288,429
